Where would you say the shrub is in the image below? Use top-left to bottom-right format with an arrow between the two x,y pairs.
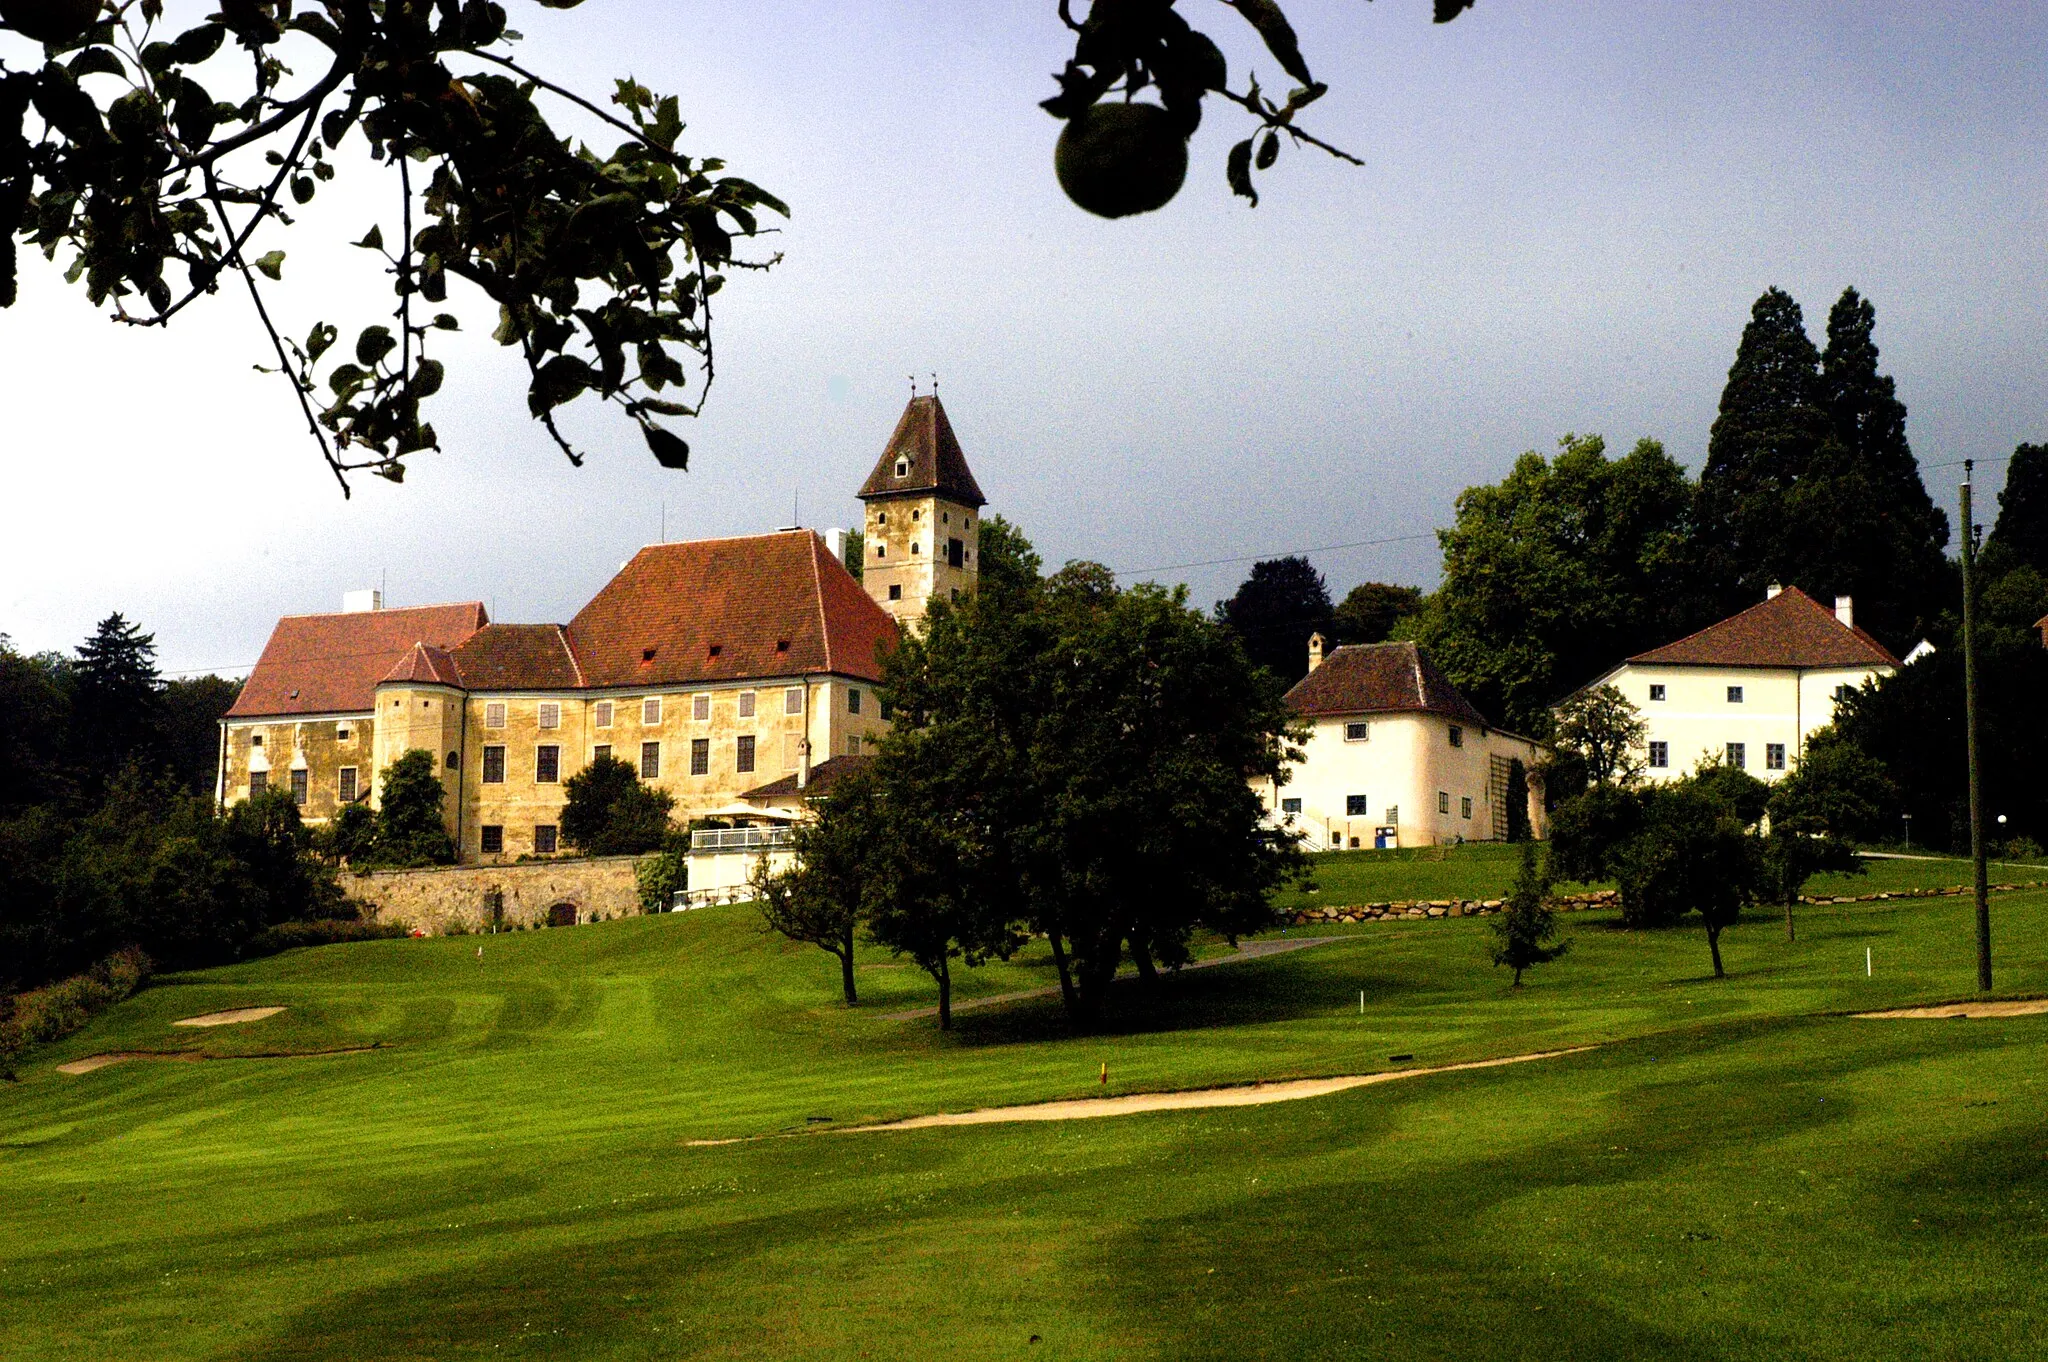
564,755 -> 677,856
0,947 -> 152,1076
245,919 -> 408,956
636,834 -> 689,913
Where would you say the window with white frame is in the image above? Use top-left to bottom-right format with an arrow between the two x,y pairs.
1727,686 -> 1744,704
538,702 -> 561,730
290,769 -> 308,805
535,745 -> 560,783
1649,684 -> 1666,702
641,741 -> 661,778
1280,797 -> 1302,814
593,700 -> 613,728
736,735 -> 756,773
483,746 -> 506,783
480,825 -> 503,854
249,770 -> 268,796
642,696 -> 662,725
484,701 -> 507,729
534,825 -> 558,854
693,693 -> 710,721
593,744 -> 611,763
1343,721 -> 1369,742
785,687 -> 803,715
690,738 -> 709,775
1727,742 -> 1747,769
338,767 -> 358,802
738,691 -> 756,719
1766,743 -> 1786,771
1648,741 -> 1669,769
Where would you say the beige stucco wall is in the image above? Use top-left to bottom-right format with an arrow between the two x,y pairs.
343,855 -> 648,934
221,713 -> 375,820
1603,661 -> 1891,783
863,493 -> 979,623
1263,712 -> 1546,848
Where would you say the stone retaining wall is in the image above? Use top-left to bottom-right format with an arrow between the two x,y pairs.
344,856 -> 649,935
1285,879 -> 2048,927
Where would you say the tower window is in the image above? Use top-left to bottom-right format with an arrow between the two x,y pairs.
947,538 -> 965,568
911,542 -> 920,555
888,584 -> 902,601
912,508 -> 921,520
895,458 -> 909,477
848,688 -> 863,716
251,734 -> 263,746
875,544 -> 886,558
1448,725 -> 1464,748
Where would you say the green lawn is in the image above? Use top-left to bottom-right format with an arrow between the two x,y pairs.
3,890 -> 2047,1360
1280,842 -> 2045,910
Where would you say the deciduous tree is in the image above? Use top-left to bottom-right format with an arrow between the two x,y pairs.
367,747 -> 453,867
1332,582 -> 1421,646
1216,555 -> 1333,686
560,753 -> 674,856
753,766 -> 885,1007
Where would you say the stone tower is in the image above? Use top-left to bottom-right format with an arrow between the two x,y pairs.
857,394 -> 988,624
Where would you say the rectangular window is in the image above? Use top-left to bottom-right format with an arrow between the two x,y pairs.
1727,742 -> 1747,769
336,728 -> 351,742
690,738 -> 709,775
1727,686 -> 1745,704
480,825 -> 503,854
1648,741 -> 1669,769
785,687 -> 804,715
535,745 -> 560,783
1281,797 -> 1302,815
534,825 -> 558,855
483,745 -> 506,783
888,584 -> 902,601
1766,743 -> 1786,771
593,743 -> 611,762
1343,721 -> 1370,742
693,693 -> 710,722
593,700 -> 614,728
640,741 -> 661,779
738,691 -> 756,719
249,770 -> 268,796
848,688 -> 863,715
947,537 -> 965,568
1648,684 -> 1666,702
290,768 -> 308,805
538,702 -> 561,730
736,734 -> 756,774
250,733 -> 263,746
642,697 -> 662,726
1461,796 -> 1473,820
1448,725 -> 1464,748
338,767 -> 358,802
1346,794 -> 1368,817
1438,791 -> 1450,815
484,701 -> 507,729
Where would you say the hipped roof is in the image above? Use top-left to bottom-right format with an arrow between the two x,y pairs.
1284,642 -> 1491,727
227,602 -> 488,719
1627,587 -> 1900,670
856,394 -> 986,507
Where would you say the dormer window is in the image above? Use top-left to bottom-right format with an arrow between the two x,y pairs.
707,644 -> 722,659
775,639 -> 790,653
894,458 -> 909,477
642,647 -> 658,662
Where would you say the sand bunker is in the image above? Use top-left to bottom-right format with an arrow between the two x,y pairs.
1856,999 -> 2048,1020
686,1047 -> 1594,1145
55,1052 -> 206,1075
172,1006 -> 285,1028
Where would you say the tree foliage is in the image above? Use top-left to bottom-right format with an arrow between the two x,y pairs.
69,611 -> 163,797
753,766 -> 885,1008
559,752 -> 673,856
1489,841 -> 1568,986
365,746 -> 453,867
1547,683 -> 1646,797
1698,287 -> 1951,651
1,0 -> 785,487
1759,732 -> 1889,938
1331,581 -> 1421,646
1405,434 -> 1700,733
1216,554 -> 1333,686
1988,442 -> 2048,577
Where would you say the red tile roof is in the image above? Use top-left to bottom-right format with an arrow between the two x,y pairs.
227,603 -> 488,718
742,754 -> 875,802
1284,642 -> 1490,727
857,395 -> 987,507
450,625 -> 583,691
566,531 -> 897,687
1627,588 -> 1900,670
380,643 -> 462,688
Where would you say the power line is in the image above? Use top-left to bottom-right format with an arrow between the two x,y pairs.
1113,531 -> 1439,579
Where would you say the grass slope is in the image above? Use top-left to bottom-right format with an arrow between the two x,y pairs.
3,892 -> 2046,1360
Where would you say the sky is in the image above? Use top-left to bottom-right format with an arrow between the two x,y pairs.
3,0 -> 2045,675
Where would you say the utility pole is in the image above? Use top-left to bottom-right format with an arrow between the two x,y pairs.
1960,465 -> 1991,992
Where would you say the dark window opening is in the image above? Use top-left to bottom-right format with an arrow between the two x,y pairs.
1281,797 -> 1302,814
946,537 -> 965,568
290,769 -> 308,805
1448,725 -> 1464,748
534,825 -> 558,854
690,738 -> 709,775
445,750 -> 458,769
1346,794 -> 1368,817
483,745 -> 506,784
535,745 -> 560,783
1648,684 -> 1666,702
1766,743 -> 1786,771
338,767 -> 358,802
848,688 -> 863,715
1727,686 -> 1745,704
1727,742 -> 1747,769
736,734 -> 756,774
249,770 -> 268,796
641,742 -> 661,779
888,584 -> 902,601
480,825 -> 503,854
1649,741 -> 1669,768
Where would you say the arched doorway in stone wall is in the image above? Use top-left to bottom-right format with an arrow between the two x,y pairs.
547,902 -> 578,927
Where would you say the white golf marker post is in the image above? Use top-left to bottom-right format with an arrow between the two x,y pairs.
1867,947 -> 1872,978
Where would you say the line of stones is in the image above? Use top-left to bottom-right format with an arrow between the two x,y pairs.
1286,880 -> 2048,927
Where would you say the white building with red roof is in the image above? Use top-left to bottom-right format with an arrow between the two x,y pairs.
1570,586 -> 1901,783
218,396 -> 984,866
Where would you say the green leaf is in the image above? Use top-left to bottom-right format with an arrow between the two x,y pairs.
355,326 -> 397,367
430,313 -> 460,331
1255,130 -> 1279,170
354,225 -> 384,252
529,355 -> 596,414
290,175 -> 314,205
66,47 -> 126,80
327,363 -> 367,395
304,322 -> 338,361
169,22 -> 226,65
1223,0 -> 1314,86
251,250 -> 285,280
1226,139 -> 1258,206
410,358 -> 445,398
641,423 -> 689,469
321,108 -> 354,149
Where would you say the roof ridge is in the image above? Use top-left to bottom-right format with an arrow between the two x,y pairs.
556,623 -> 586,688
808,532 -> 833,674
272,600 -> 485,623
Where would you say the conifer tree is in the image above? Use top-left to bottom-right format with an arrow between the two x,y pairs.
69,613 -> 164,795
1698,288 -> 1827,612
1989,443 -> 2048,575
1490,842 -> 1569,986
1217,557 -> 1336,685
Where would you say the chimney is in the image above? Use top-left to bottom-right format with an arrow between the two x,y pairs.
796,734 -> 811,791
1765,584 -> 1783,600
1835,595 -> 1854,629
1307,633 -> 1326,673
824,527 -> 849,566
342,589 -> 383,613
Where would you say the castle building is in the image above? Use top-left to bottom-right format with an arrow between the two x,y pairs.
217,395 -> 986,865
